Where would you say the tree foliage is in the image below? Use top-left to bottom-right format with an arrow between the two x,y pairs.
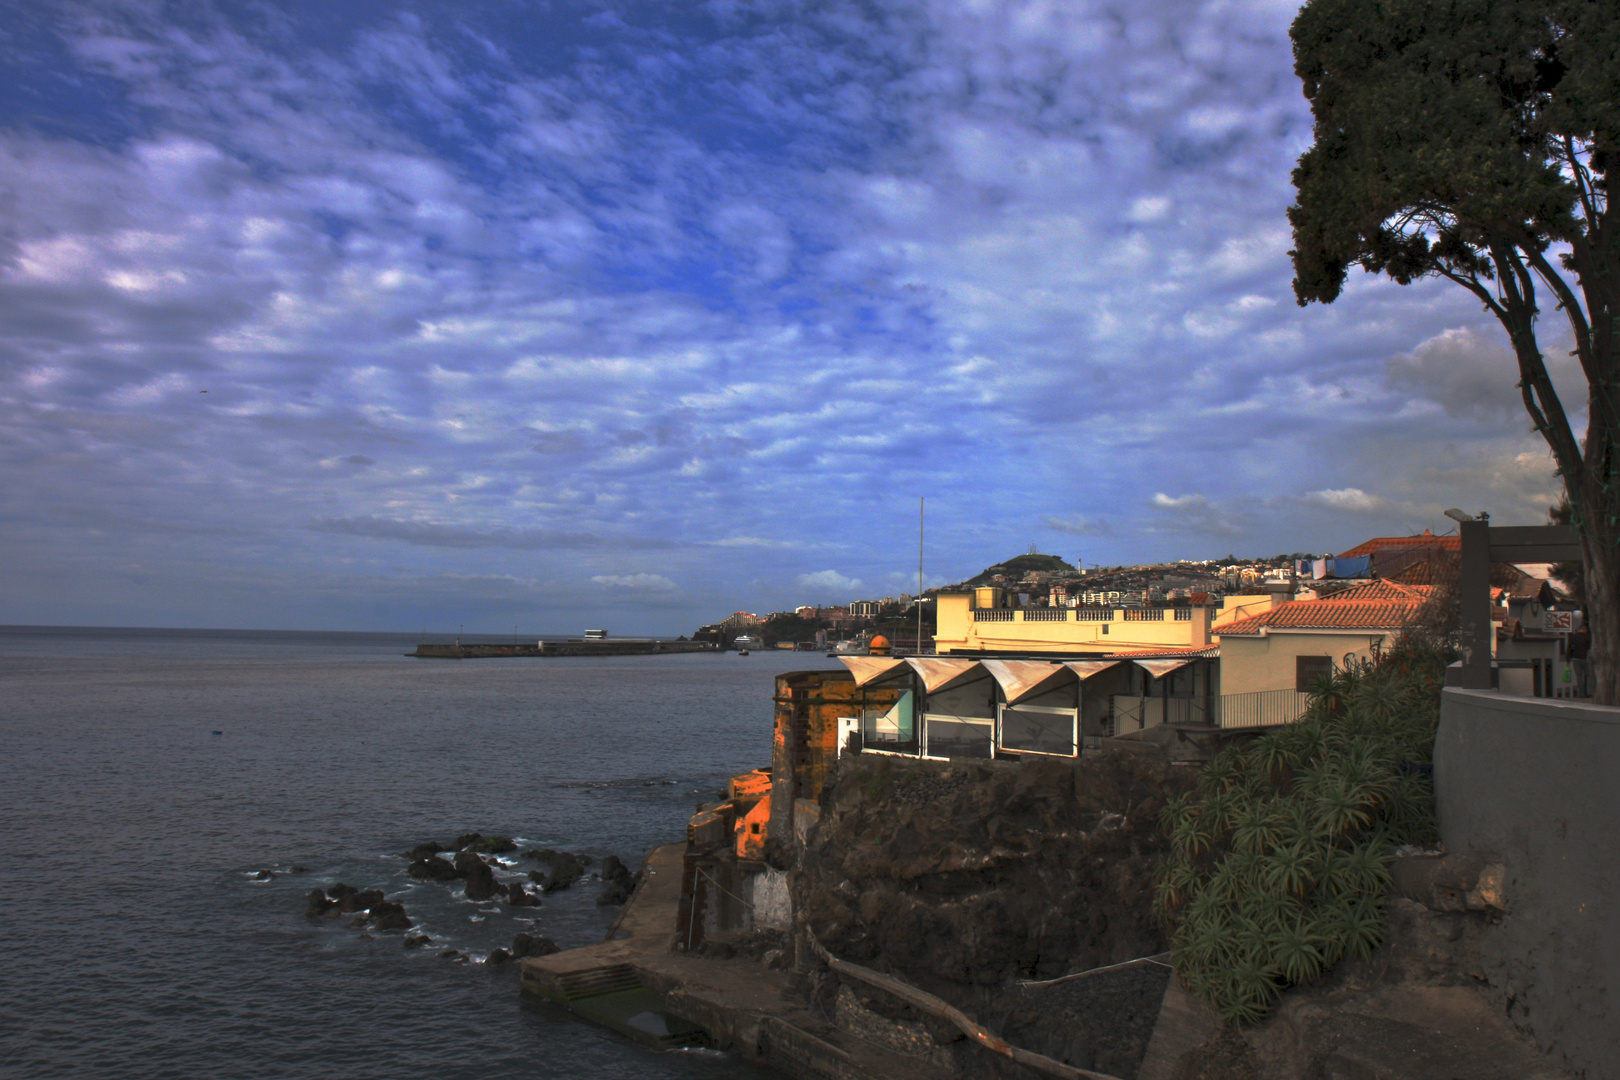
1154,642 -> 1450,1024
1288,0 -> 1620,702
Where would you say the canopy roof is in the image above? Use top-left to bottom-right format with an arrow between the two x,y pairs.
1134,657 -> 1195,678
979,659 -> 1075,704
904,657 -> 988,693
838,656 -> 908,687
1064,660 -> 1122,680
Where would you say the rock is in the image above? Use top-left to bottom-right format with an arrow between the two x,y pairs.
454,832 -> 484,849
486,948 -> 513,965
254,869 -> 275,880
371,901 -> 412,932
290,865 -> 309,874
540,852 -> 588,892
476,835 -> 517,854
761,948 -> 785,970
511,932 -> 559,959
349,915 -> 370,929
506,882 -> 540,907
403,934 -> 432,949
403,841 -> 444,860
596,855 -> 638,906
355,889 -> 385,911
409,856 -> 461,881
304,888 -> 335,918
357,933 -> 373,941
439,949 -> 460,959
455,850 -> 497,901
329,883 -> 361,912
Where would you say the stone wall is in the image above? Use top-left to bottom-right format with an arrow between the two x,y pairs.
1436,688 -> 1620,1079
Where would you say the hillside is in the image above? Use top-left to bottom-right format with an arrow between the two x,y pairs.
961,552 -> 1076,588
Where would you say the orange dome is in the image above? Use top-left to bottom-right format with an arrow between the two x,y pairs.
868,635 -> 891,656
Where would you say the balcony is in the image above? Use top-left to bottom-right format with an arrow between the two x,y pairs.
1216,688 -> 1311,729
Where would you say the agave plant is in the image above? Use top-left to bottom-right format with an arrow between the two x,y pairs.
1157,638 -> 1449,1025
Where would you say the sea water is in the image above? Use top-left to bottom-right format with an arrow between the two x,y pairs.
0,626 -> 841,1079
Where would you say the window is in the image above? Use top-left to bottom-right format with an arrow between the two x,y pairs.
1296,655 -> 1333,692
999,705 -> 1077,757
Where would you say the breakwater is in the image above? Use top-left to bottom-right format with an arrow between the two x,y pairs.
411,639 -> 719,659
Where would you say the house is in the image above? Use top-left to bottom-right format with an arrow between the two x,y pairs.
1211,579 -> 1432,727
1337,528 -> 1459,579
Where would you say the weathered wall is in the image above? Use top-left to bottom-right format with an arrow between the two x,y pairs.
1214,629 -> 1391,696
1436,688 -> 1620,1079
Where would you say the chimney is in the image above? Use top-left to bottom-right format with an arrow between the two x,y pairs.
1266,579 -> 1296,610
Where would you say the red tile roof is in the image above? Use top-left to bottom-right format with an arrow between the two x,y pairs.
1215,581 -> 1432,637
1338,529 -> 1460,559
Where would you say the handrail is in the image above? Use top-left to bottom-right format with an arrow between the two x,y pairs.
803,929 -> 1125,1080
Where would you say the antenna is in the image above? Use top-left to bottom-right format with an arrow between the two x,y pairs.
918,496 -> 925,656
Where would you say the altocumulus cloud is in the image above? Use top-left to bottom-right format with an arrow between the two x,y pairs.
0,0 -> 1575,633
591,574 -> 678,593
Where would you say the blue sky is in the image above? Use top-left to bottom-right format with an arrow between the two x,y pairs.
0,0 -> 1582,634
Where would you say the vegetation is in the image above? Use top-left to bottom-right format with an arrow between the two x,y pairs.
1288,0 -> 1619,704
963,552 -> 1076,588
1153,641 -> 1451,1024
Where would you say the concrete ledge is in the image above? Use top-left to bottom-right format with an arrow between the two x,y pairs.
1436,688 -> 1620,1080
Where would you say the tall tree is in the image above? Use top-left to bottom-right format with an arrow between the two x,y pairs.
1289,0 -> 1619,704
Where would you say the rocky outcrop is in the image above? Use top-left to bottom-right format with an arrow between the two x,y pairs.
524,848 -> 590,892
408,855 -> 460,881
1147,899 -> 1573,1080
455,850 -> 497,901
511,932 -> 559,959
596,855 -> 638,906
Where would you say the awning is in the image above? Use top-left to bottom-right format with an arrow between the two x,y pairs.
839,656 -> 908,687
1064,660 -> 1122,681
979,659 -> 1075,704
1134,657 -> 1196,678
904,657 -> 986,693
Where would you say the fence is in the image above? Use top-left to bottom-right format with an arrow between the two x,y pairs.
1076,608 -> 1114,621
1122,609 -> 1165,621
972,609 -> 1015,622
1022,609 -> 1069,622
1216,688 -> 1311,729
1110,695 -> 1210,733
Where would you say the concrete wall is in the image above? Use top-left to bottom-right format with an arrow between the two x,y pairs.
1436,688 -> 1620,1079
1215,630 -> 1392,696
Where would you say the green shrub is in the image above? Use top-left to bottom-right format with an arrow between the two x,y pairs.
1154,641 -> 1449,1024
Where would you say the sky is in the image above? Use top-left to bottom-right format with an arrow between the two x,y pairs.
0,0 -> 1586,635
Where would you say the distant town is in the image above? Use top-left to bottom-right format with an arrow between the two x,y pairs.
690,545 -> 1374,652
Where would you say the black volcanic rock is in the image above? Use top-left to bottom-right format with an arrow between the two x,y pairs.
511,932 -> 558,959
455,850 -> 497,901
304,888 -> 335,917
408,855 -> 460,881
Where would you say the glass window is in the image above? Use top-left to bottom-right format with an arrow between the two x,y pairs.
1296,655 -> 1333,692
924,715 -> 993,758
999,705 -> 1077,756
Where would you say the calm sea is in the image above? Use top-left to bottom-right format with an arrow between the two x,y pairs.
0,626 -> 841,1079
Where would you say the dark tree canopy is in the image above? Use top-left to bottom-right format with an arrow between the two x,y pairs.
1289,0 -> 1620,703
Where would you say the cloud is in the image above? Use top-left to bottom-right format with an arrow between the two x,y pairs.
311,517 -> 673,550
0,0 -> 1587,632
1044,515 -> 1110,536
796,570 -> 863,594
591,573 -> 677,592
1306,488 -> 1384,512
1149,493 -> 1245,538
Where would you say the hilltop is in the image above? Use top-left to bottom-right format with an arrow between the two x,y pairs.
961,552 -> 1076,588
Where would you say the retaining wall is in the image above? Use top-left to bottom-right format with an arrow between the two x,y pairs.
1436,688 -> 1620,1078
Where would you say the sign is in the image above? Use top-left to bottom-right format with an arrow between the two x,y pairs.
1544,610 -> 1575,633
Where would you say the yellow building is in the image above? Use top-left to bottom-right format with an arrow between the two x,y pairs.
935,589 -> 1282,656
1211,579 -> 1431,727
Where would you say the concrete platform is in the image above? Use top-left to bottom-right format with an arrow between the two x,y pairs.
521,842 -> 953,1079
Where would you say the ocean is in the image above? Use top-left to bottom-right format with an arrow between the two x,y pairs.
0,626 -> 842,1079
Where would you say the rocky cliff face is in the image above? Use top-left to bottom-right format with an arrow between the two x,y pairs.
793,749 -> 1197,1077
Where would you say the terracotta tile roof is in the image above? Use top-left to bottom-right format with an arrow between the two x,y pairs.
1215,582 -> 1432,637
1338,530 -> 1460,559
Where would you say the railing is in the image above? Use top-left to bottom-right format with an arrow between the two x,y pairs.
1022,609 -> 1070,622
1217,689 -> 1312,729
1174,607 -> 1193,621
1122,609 -> 1165,621
1075,608 -> 1114,621
972,609 -> 1015,622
